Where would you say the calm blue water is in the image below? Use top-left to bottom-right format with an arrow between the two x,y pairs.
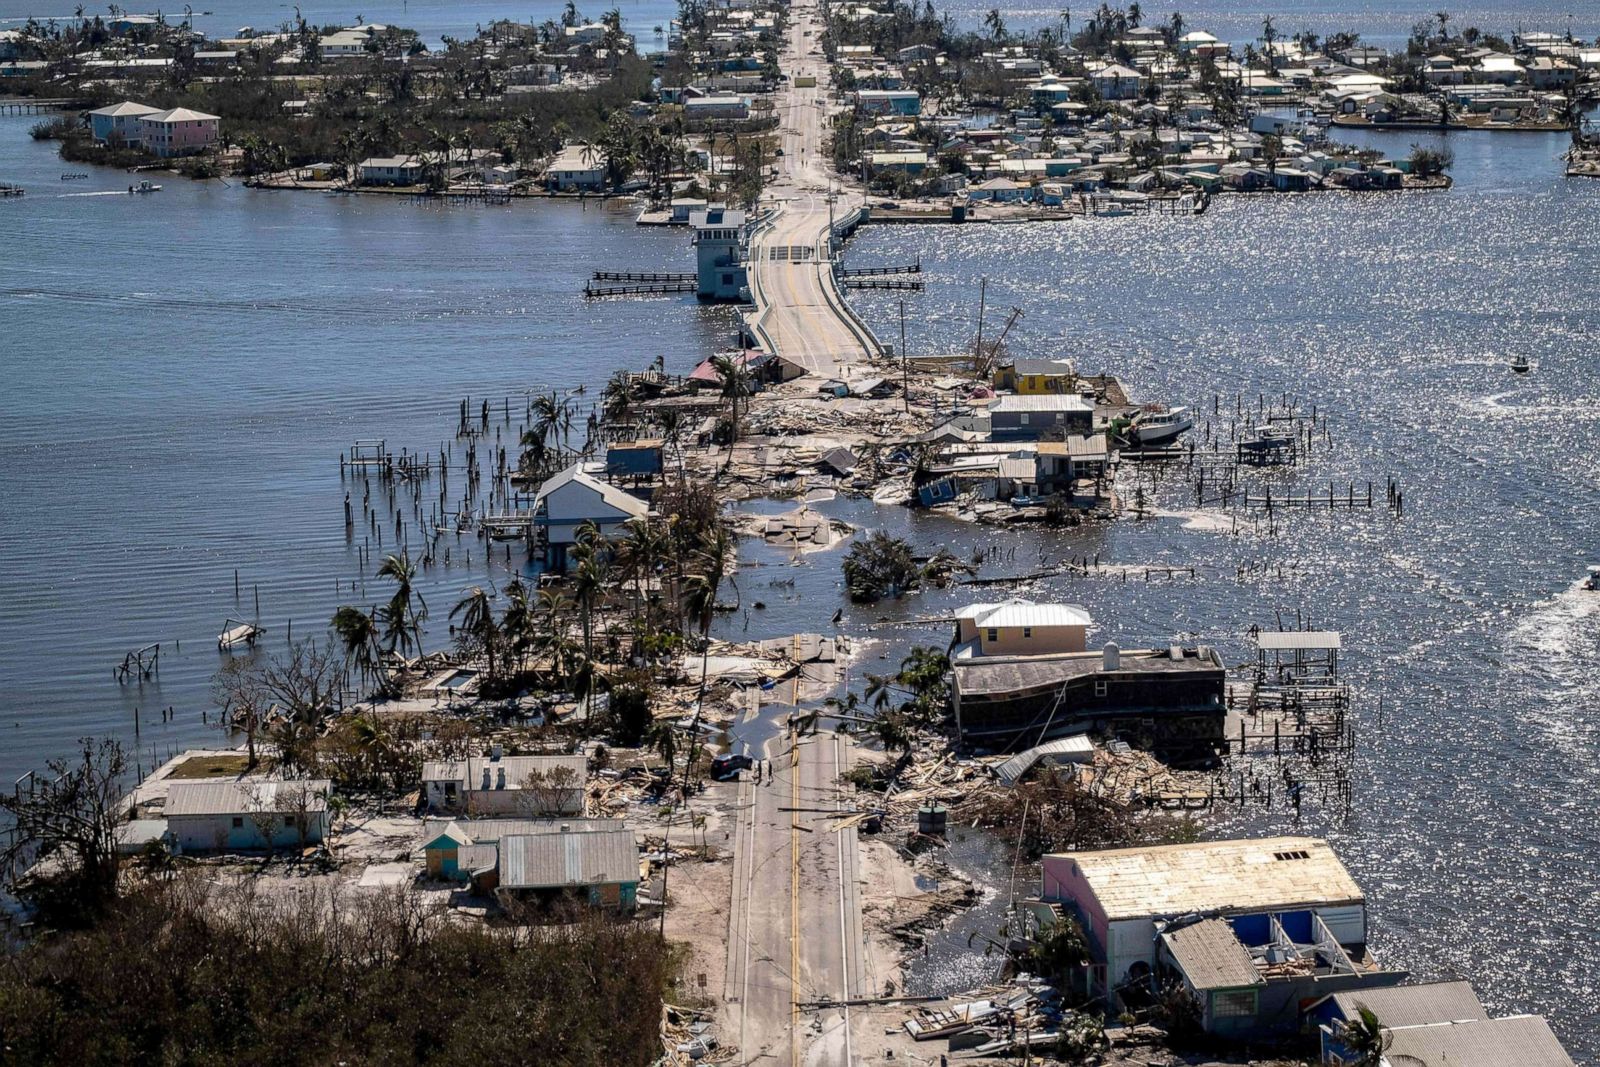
0,110 -> 736,786
0,0 -> 679,51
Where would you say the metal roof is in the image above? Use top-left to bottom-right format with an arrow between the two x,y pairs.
423,817 -> 620,846
1324,981 -> 1488,1029
994,734 -> 1095,786
498,828 -> 638,889
1045,836 -> 1363,921
1160,918 -> 1264,991
988,394 -> 1093,413
1382,1016 -> 1573,1067
421,753 -> 587,788
534,463 -> 649,520
165,779 -> 331,817
1256,631 -> 1342,651
956,599 -> 1093,629
954,646 -> 1222,698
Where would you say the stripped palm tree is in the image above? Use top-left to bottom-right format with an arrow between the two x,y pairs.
450,585 -> 501,686
711,353 -> 751,443
331,604 -> 386,693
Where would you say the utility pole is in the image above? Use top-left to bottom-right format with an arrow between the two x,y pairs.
899,299 -> 909,412
973,277 -> 988,368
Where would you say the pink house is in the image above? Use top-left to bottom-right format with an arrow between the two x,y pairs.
136,107 -> 220,157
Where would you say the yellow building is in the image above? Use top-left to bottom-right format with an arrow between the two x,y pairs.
953,598 -> 1090,656
994,357 -> 1078,395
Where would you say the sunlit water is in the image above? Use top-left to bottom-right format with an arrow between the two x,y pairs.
833,122 -> 1600,1050
3,50 -> 1600,1055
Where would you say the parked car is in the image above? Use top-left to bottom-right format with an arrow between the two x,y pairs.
711,753 -> 754,780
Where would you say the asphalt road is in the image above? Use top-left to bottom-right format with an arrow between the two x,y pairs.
745,1 -> 874,376
724,716 -> 862,1066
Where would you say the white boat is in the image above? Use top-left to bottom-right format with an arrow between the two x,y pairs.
129,179 -> 161,194
1583,565 -> 1600,592
1510,355 -> 1531,373
1129,405 -> 1194,446
217,618 -> 263,651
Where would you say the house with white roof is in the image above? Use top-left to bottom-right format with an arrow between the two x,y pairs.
545,143 -> 607,191
88,100 -> 160,145
164,779 -> 332,852
532,463 -> 649,569
358,154 -> 425,185
422,750 -> 588,816
136,107 -> 220,157
954,598 -> 1091,657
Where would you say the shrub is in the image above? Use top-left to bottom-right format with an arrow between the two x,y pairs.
841,530 -> 922,602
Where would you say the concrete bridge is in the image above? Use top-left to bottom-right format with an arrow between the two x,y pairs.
743,1 -> 880,377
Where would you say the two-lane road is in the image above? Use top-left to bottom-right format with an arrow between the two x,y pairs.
724,716 -> 862,1066
745,1 -> 874,376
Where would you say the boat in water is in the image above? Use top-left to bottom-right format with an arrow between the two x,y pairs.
128,179 -> 161,194
1128,405 -> 1194,446
1510,354 -> 1531,373
217,618 -> 264,651
1583,565 -> 1600,592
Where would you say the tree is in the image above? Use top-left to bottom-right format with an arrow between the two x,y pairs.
983,7 -> 1006,42
212,656 -> 270,769
331,604 -> 385,694
375,553 -> 426,657
710,353 -> 751,442
0,738 -> 128,917
450,585 -> 502,687
842,530 -> 923,601
520,764 -> 584,816
1336,1005 -> 1391,1065
1409,144 -> 1452,177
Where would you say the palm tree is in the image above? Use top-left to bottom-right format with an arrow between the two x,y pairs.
450,585 -> 501,686
711,353 -> 751,443
500,577 -> 535,673
1335,1005 -> 1389,1066
375,552 -> 426,657
331,605 -> 385,692
681,523 -> 733,780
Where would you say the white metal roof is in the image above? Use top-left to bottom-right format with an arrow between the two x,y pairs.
499,828 -> 638,888
1255,630 -> 1342,651
534,463 -> 649,520
1047,836 -> 1363,921
88,100 -> 162,118
165,779 -> 331,817
958,599 -> 1092,629
989,394 -> 1093,413
994,734 -> 1094,785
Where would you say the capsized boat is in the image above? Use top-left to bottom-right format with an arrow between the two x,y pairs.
217,618 -> 264,651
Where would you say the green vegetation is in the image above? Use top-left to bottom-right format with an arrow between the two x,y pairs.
1409,144 -> 1454,178
841,530 -> 923,601
0,880 -> 673,1066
